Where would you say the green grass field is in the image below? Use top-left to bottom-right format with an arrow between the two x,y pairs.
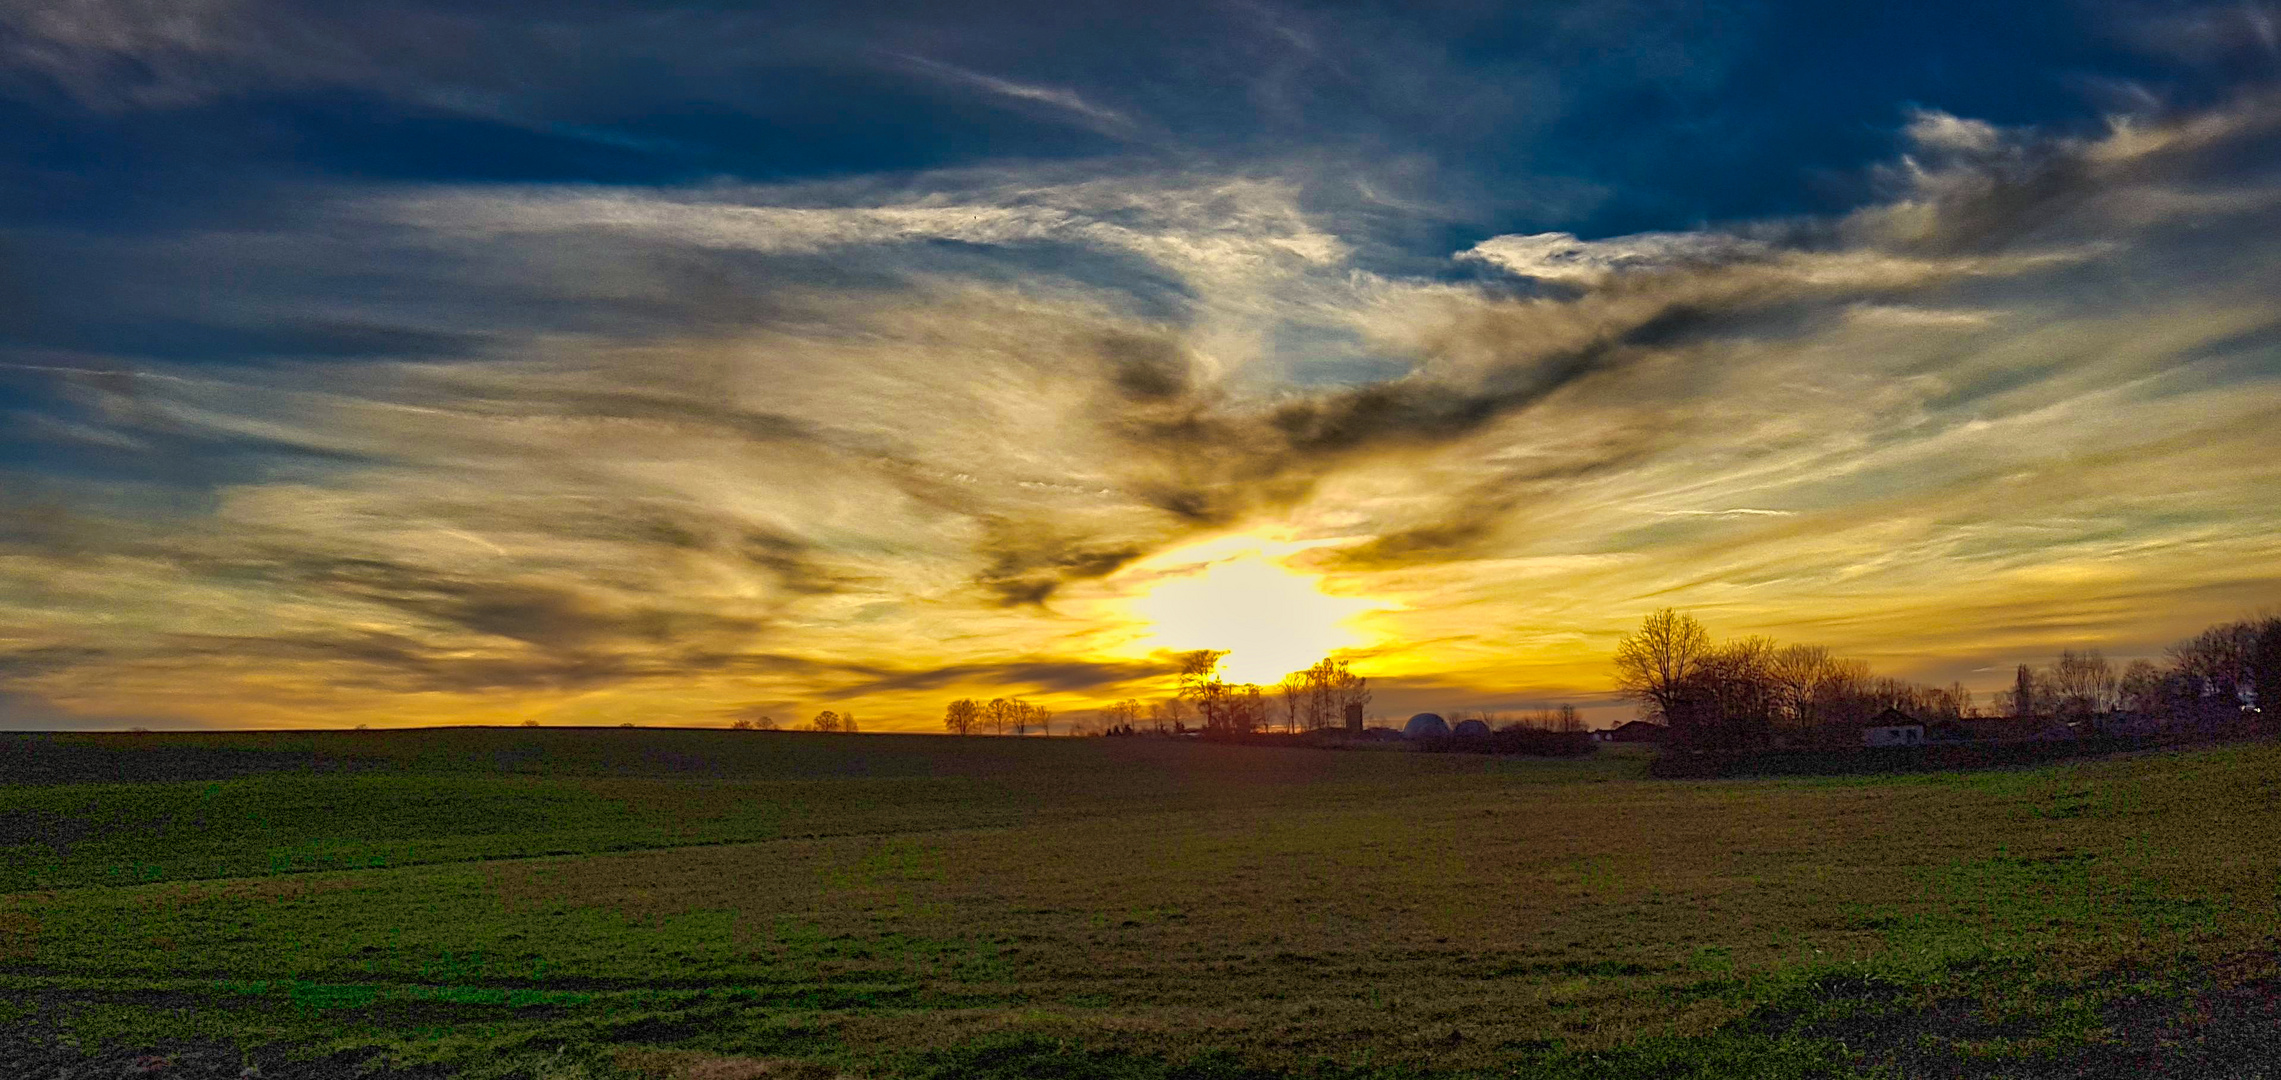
2,729 -> 2277,1079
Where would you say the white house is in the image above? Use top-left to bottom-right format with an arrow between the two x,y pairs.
1862,709 -> 1924,747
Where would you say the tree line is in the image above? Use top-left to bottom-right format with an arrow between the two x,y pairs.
940,697 -> 1054,736
2138,615 -> 2281,722
939,651 -> 1369,737
1615,608 -> 2281,750
727,711 -> 858,732
1616,609 -> 1984,749
1446,704 -> 1586,733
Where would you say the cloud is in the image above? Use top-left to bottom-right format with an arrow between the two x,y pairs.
1461,230 -> 1771,283
382,172 -> 1349,285
0,0 -> 255,108
1648,508 -> 1797,518
895,54 -> 1136,132
5,69 -> 2281,726
0,687 -> 181,730
1845,304 -> 2000,328
1903,109 -> 2003,154
835,656 -> 1177,697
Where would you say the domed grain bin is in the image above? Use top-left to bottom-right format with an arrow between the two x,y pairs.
1403,712 -> 1451,739
1451,718 -> 1491,738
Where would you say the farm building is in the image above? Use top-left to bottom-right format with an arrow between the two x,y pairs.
1451,718 -> 1491,738
1594,720 -> 1667,743
1861,708 -> 1924,747
1403,713 -> 1451,739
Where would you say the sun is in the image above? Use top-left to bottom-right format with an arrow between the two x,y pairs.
1123,536 -> 1381,685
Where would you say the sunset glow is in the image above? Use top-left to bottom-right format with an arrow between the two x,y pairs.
1124,542 -> 1382,685
2,2 -> 2278,732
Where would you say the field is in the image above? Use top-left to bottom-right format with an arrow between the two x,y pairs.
2,729 -> 2278,1079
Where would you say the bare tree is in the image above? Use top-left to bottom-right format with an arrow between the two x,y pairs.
810,710 -> 842,732
944,698 -> 980,735
2051,649 -> 2117,718
1692,636 -> 1779,724
982,697 -> 1014,735
1278,672 -> 1307,734
1233,684 -> 1266,733
1158,695 -> 1189,733
2118,660 -> 2164,713
1178,650 -> 1234,732
1099,698 -> 1141,734
1613,608 -> 1711,725
2170,621 -> 2261,701
2254,619 -> 2281,727
1334,661 -> 1370,729
1769,644 -> 1860,731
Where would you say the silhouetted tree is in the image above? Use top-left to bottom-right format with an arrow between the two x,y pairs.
2052,649 -> 2118,718
810,710 -> 841,732
1334,661 -> 1371,728
944,698 -> 980,735
2253,619 -> 2281,729
1278,673 -> 1307,733
1178,650 -> 1235,732
1233,684 -> 1266,733
2118,659 -> 2164,713
2170,620 -> 2260,702
1614,608 -> 1710,726
2013,664 -> 2038,718
1099,698 -> 1142,736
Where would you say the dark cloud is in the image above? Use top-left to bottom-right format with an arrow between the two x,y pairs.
974,519 -> 1147,606
837,656 -> 1177,696
3,4 -> 2279,726
1097,330 -> 1198,402
0,687 -> 178,731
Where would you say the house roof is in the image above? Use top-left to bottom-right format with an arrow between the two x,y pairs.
1860,707 -> 1919,727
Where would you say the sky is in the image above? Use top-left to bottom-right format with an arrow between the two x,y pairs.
2,0 -> 2279,731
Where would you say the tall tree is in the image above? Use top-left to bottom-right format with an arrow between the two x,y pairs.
944,698 -> 980,736
1334,660 -> 1371,729
2118,660 -> 2163,713
2252,619 -> 2281,730
2169,621 -> 2260,703
1613,608 -> 1711,725
1177,650 -> 1233,732
1278,673 -> 1306,734
2052,649 -> 2117,718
